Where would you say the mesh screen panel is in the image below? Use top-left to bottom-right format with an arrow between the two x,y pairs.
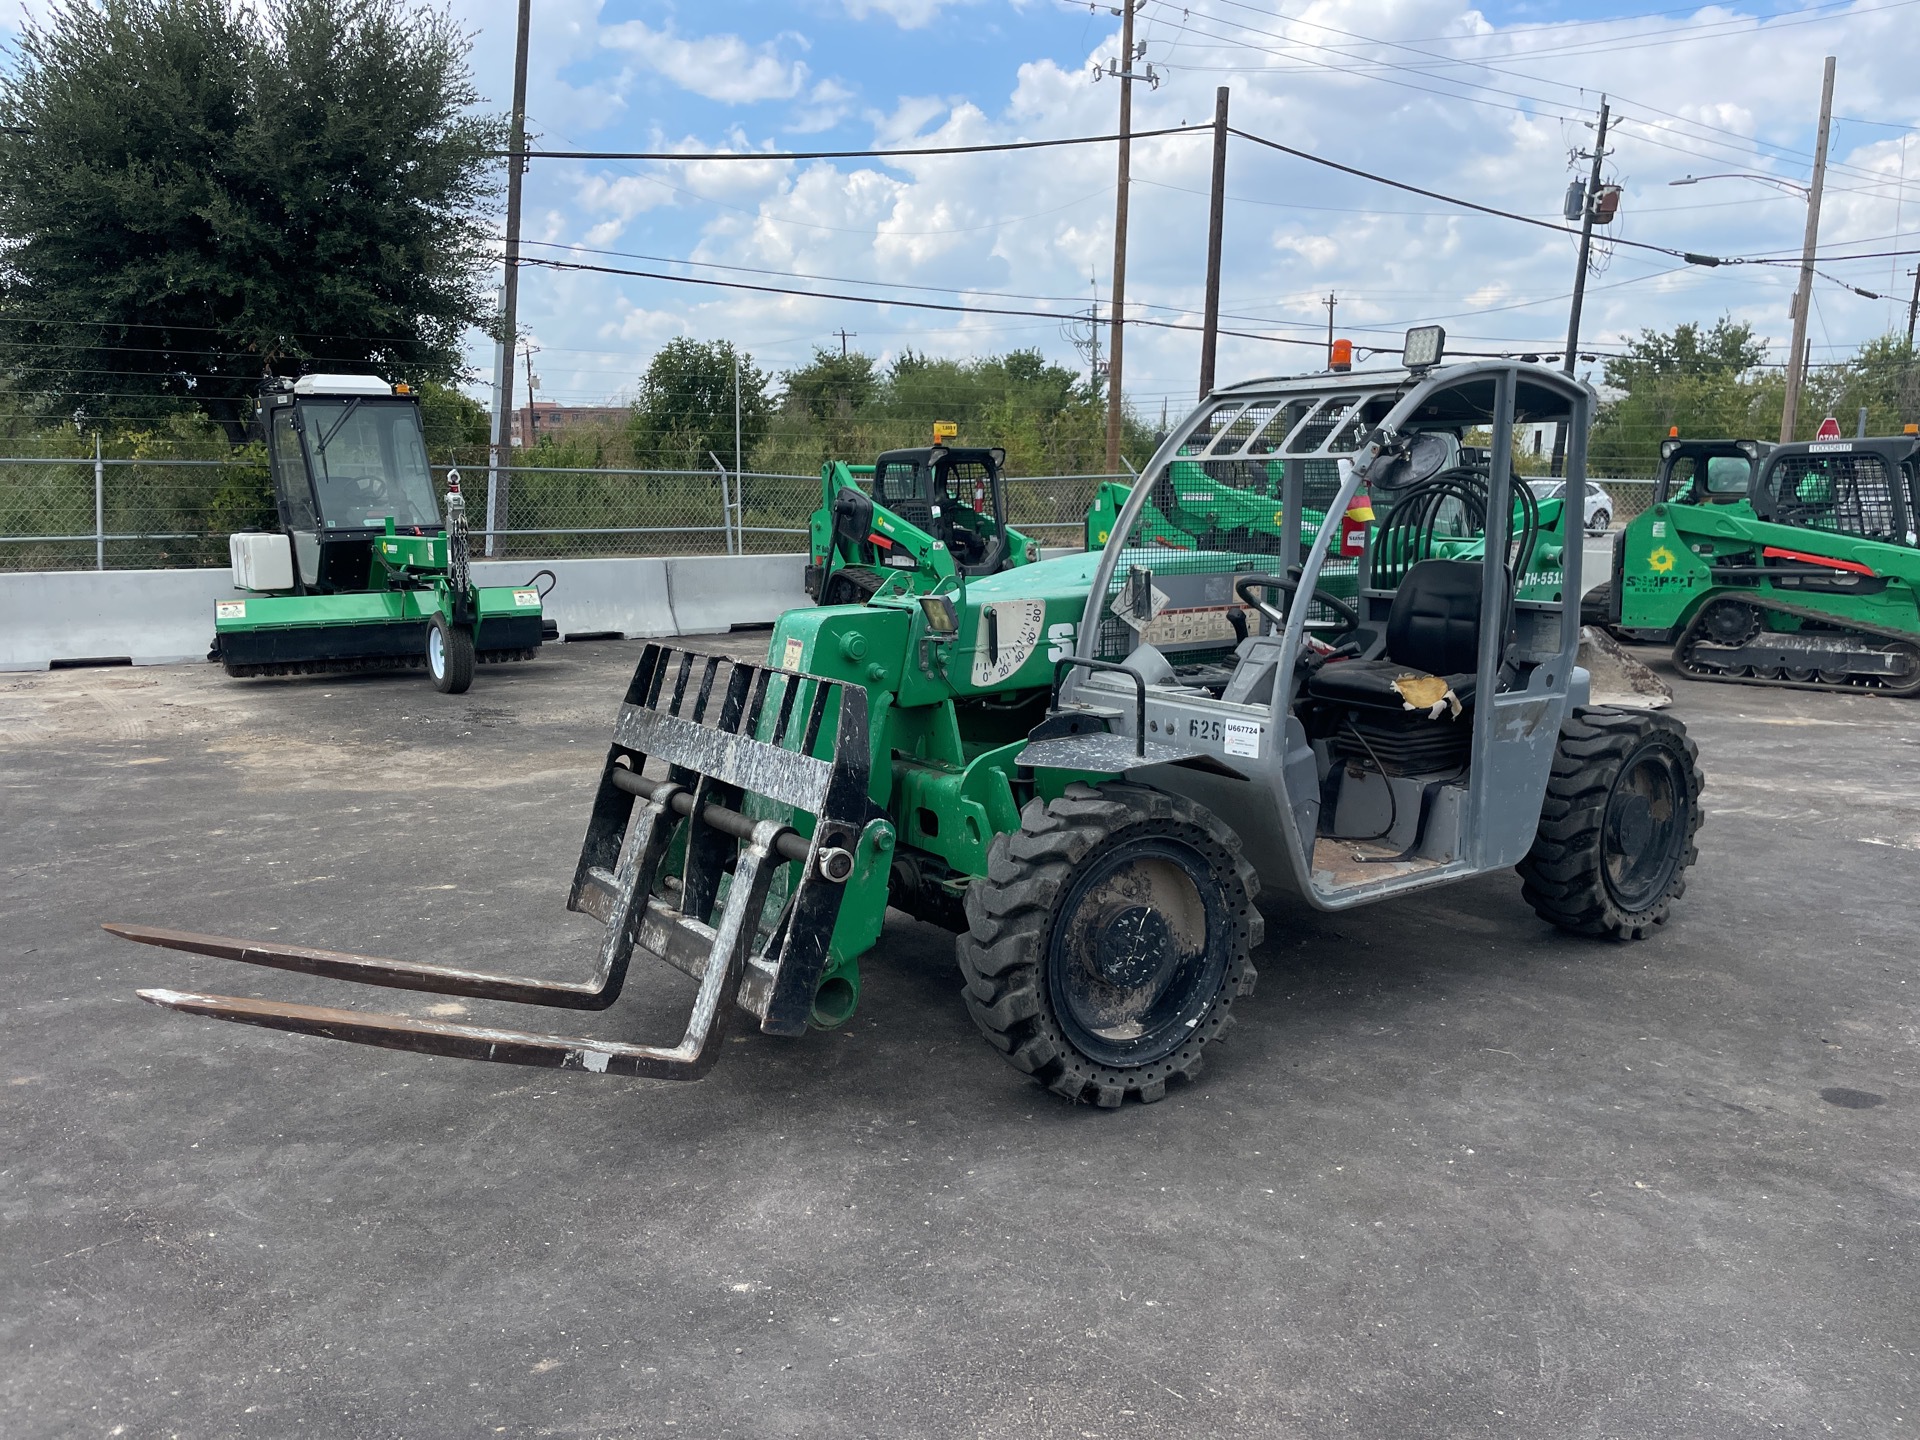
1093,392 -> 1396,664
1768,454 -> 1902,540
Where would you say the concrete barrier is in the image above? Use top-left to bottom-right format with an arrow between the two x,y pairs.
0,553 -> 812,671
0,567 -> 238,669
663,554 -> 808,634
472,558 -> 676,641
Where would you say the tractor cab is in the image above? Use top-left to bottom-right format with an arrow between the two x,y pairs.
1027,331 -> 1682,920
261,374 -> 442,593
1654,436 -> 1770,507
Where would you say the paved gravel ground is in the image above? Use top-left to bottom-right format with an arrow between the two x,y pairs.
4,634 -> 1917,1439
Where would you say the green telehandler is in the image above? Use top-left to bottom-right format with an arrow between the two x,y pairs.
114,333 -> 1705,1106
1610,430 -> 1920,694
213,374 -> 553,693
804,424 -> 1041,605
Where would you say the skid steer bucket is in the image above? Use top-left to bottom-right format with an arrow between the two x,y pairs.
107,644 -> 873,1079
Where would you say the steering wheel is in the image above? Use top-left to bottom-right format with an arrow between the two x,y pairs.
1233,573 -> 1361,640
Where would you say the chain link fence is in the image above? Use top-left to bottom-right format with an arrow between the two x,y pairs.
1600,479 -> 1656,527
0,455 -> 1133,570
0,453 -> 274,571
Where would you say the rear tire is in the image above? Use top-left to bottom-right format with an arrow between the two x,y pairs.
1517,707 -> 1703,941
1588,508 -> 1611,535
427,614 -> 474,695
957,783 -> 1261,1107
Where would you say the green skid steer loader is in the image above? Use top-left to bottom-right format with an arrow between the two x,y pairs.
213,374 -> 553,693
1586,435 -> 1771,641
804,425 -> 1040,605
114,331 -> 1705,1106
1611,429 -> 1920,694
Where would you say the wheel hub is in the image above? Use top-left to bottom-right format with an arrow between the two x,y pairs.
1704,600 -> 1759,645
1610,792 -> 1654,855
1092,906 -> 1175,989
1047,842 -> 1228,1067
1602,750 -> 1686,911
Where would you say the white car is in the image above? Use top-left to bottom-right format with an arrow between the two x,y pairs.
1527,478 -> 1614,534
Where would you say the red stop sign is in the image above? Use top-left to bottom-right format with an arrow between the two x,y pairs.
1815,416 -> 1842,440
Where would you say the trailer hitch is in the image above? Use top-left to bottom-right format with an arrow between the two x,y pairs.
109,644 -> 875,1079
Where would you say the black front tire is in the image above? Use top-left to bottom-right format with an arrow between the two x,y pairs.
427,614 -> 475,695
957,783 -> 1261,1107
1518,707 -> 1703,940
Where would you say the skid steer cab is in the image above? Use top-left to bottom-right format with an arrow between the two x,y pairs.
212,374 -> 553,692
805,424 -> 1038,605
111,331 -> 1703,1109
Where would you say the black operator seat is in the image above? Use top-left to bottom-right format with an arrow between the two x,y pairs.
1306,559 -> 1485,712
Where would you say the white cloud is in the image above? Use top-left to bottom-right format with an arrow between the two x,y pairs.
840,0 -> 979,29
601,20 -> 810,105
790,80 -> 858,135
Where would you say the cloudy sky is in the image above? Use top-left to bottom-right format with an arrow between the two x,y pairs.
11,0 -> 1920,417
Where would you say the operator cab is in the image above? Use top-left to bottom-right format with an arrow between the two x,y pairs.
1036,329 -> 1592,908
1654,437 -> 1770,507
261,374 -> 442,592
869,439 -> 1013,574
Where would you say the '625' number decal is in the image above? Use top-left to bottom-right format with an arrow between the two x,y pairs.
1186,718 -> 1224,740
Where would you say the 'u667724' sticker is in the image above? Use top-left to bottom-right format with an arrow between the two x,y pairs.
1223,719 -> 1263,758
216,601 -> 245,620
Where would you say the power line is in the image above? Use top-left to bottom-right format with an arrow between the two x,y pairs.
505,125 -> 1208,164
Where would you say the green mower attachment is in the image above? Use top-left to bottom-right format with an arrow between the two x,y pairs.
110,644 -> 890,1075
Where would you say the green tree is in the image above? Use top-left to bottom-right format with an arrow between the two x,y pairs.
0,0 -> 503,442
1805,335 -> 1920,436
1589,318 -> 1774,476
416,380 -> 490,455
779,348 -> 878,422
628,338 -> 769,467
1601,317 -> 1767,391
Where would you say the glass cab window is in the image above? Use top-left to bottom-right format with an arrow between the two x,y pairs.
300,400 -> 440,530
1703,456 -> 1750,496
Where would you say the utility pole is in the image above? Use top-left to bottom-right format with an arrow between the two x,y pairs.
833,328 -> 857,357
1550,95 -> 1610,479
1197,86 -> 1230,400
521,341 -> 540,449
1905,265 -> 1918,347
1782,55 -> 1836,444
1323,293 -> 1337,367
486,0 -> 532,557
1103,0 -> 1138,473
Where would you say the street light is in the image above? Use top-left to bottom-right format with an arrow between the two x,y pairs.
1667,56 -> 1832,443
1669,171 -> 1810,198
